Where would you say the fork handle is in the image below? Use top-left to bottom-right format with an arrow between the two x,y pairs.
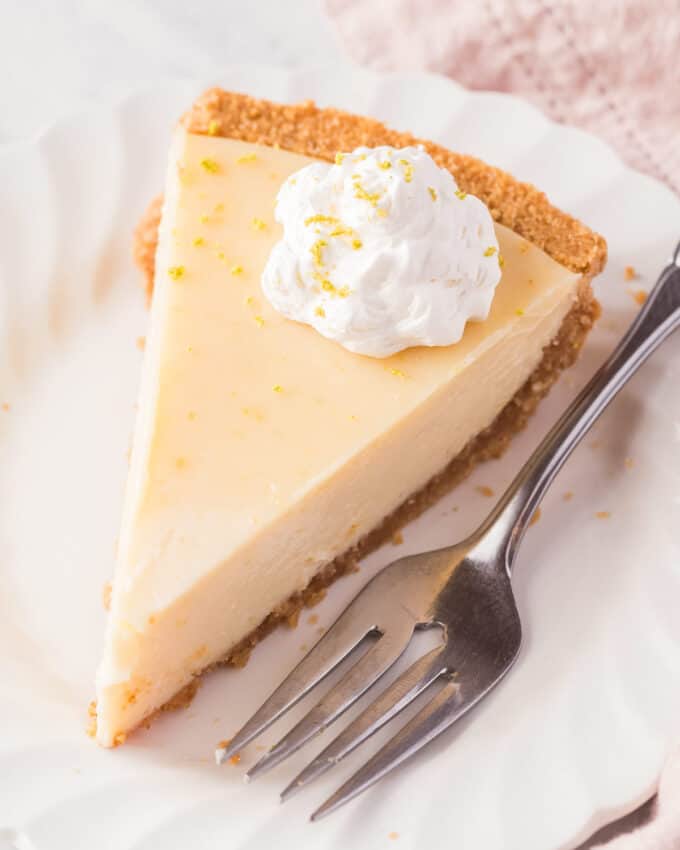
478,242 -> 680,571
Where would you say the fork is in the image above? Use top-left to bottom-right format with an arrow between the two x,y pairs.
217,242 -> 680,820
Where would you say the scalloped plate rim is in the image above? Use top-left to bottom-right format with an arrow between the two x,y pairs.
1,63 -> 678,850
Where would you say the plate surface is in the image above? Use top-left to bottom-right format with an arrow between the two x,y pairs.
1,65 -> 679,850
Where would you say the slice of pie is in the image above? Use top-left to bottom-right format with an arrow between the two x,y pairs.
94,90 -> 605,746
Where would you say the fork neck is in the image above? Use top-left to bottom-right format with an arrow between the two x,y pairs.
473,251 -> 680,575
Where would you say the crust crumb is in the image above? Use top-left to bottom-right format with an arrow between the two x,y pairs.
624,265 -> 637,281
304,588 -> 327,608
476,485 -> 495,498
86,700 -> 98,738
529,507 -> 542,526
229,646 -> 252,668
102,582 -> 112,611
160,678 -> 201,711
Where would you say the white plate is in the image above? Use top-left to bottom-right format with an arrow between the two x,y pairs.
1,65 -> 679,850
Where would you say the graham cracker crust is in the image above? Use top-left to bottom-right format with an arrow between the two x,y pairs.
126,89 -> 605,724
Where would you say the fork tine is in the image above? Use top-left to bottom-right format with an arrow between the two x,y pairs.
280,646 -> 447,801
246,622 -> 414,780
217,592 -> 380,763
311,675 -> 485,821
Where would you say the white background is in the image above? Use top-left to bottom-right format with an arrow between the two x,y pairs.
0,0 -> 347,144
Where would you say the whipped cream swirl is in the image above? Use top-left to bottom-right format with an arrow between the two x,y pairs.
261,145 -> 502,358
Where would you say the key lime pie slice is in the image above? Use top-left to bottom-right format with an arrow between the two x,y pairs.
94,90 -> 605,746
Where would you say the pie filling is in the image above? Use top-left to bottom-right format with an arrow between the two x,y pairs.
95,104 -> 604,747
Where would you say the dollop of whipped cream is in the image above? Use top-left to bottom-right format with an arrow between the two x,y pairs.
261,145 -> 502,358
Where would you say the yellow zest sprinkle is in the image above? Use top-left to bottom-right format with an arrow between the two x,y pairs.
376,207 -> 388,218
199,214 -> 210,224
516,308 -> 525,316
214,203 -> 224,213
289,177 -> 297,185
352,238 -> 363,250
254,315 -> 265,327
272,384 -> 283,393
310,239 -> 328,266
216,250 -> 225,260
354,182 -> 381,206
398,159 -> 414,183
305,214 -> 340,227
498,254 -> 505,268
390,368 -> 406,378
329,224 -> 353,238
455,189 -> 468,200
175,457 -> 186,469
334,152 -> 345,165
358,154 -> 367,161
379,161 -> 392,170
315,306 -> 326,317
245,295 -> 255,306
207,120 -> 219,136
231,264 -> 244,275
167,265 -> 185,280
187,411 -> 197,421
200,158 -> 219,173
312,271 -> 349,297
192,236 -> 205,247
251,217 -> 267,231
483,246 -> 497,257
428,187 -> 438,201
237,153 -> 258,163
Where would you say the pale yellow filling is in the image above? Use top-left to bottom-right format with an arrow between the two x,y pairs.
95,131 -> 580,745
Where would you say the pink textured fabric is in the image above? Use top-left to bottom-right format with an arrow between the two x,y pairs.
326,0 -> 680,195
326,2 -> 680,845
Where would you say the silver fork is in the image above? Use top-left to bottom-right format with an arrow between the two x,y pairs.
217,242 -> 680,820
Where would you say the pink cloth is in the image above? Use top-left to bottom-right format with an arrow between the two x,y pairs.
326,1 -> 680,846
327,0 -> 680,195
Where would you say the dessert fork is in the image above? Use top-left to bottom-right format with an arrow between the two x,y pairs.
218,242 -> 680,820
